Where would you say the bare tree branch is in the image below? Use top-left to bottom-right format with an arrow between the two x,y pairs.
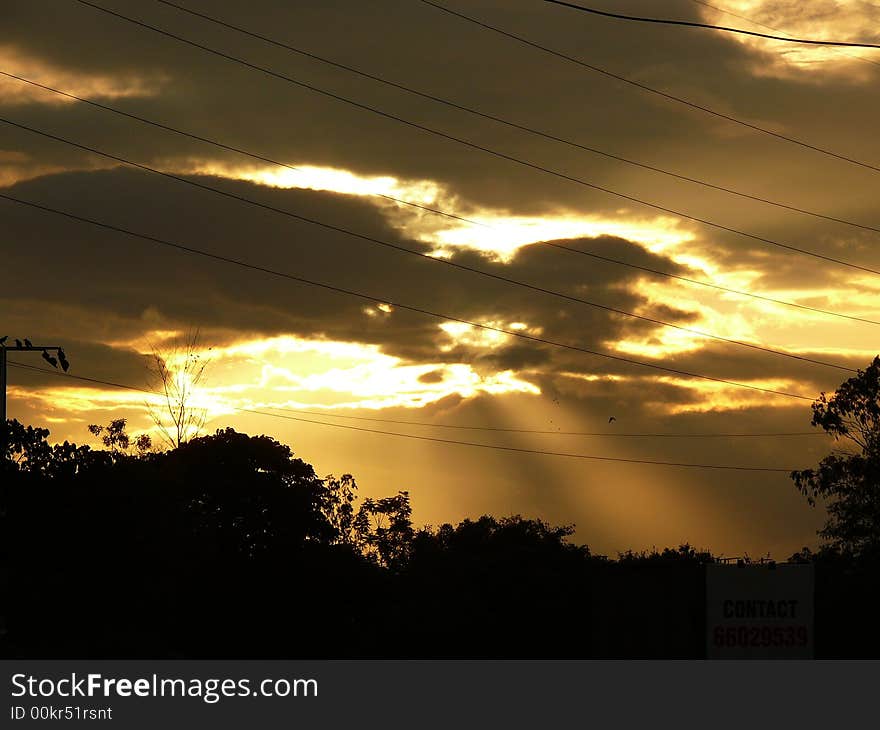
144,328 -> 212,449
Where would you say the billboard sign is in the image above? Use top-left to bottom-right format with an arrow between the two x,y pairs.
706,563 -> 814,659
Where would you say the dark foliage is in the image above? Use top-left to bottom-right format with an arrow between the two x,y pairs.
2,419 -> 878,658
791,357 -> 880,560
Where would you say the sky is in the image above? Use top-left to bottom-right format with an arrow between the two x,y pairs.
3,0 -> 880,558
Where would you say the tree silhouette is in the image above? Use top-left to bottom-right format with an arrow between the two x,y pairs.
3,419 -> 100,478
791,356 -> 880,560
403,516 -> 594,656
617,543 -> 714,564
164,427 -> 333,558
146,329 -> 211,449
88,418 -> 152,457
355,491 -> 413,570
322,472 -> 362,547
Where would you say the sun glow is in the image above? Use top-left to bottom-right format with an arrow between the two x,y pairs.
11,329 -> 541,446
181,160 -> 445,208
615,268 -> 880,362
649,376 -> 808,414
610,277 -> 762,358
427,214 -> 694,262
176,160 -> 696,264
182,334 -> 539,412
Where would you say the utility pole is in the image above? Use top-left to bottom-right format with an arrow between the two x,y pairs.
0,338 -> 70,426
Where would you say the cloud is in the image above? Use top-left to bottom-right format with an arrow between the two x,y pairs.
0,44 -> 167,107
696,0 -> 880,78
2,0 -> 877,218
4,0 -> 877,556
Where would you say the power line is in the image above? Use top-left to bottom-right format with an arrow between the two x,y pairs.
5,360 -> 802,472
255,406 -> 824,439
0,72 -> 487,234
5,74 -> 879,328
548,244 -> 880,327
689,0 -> 880,69
0,191 -> 817,401
545,1 -> 880,49
2,118 -> 855,376
417,0 -> 880,175
66,2 -> 880,274
139,1 -> 880,238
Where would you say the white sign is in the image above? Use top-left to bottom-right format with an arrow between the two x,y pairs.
706,564 -> 814,659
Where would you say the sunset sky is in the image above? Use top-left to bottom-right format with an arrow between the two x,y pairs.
3,0 -> 880,557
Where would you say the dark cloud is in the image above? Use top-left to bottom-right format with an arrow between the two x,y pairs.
3,165 -> 869,397
417,369 -> 445,384
1,167 -> 703,362
3,0 -> 878,227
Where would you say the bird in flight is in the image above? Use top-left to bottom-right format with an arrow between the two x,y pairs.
608,416 -> 617,423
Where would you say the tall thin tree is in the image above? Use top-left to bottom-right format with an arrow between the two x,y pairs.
146,328 -> 211,449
